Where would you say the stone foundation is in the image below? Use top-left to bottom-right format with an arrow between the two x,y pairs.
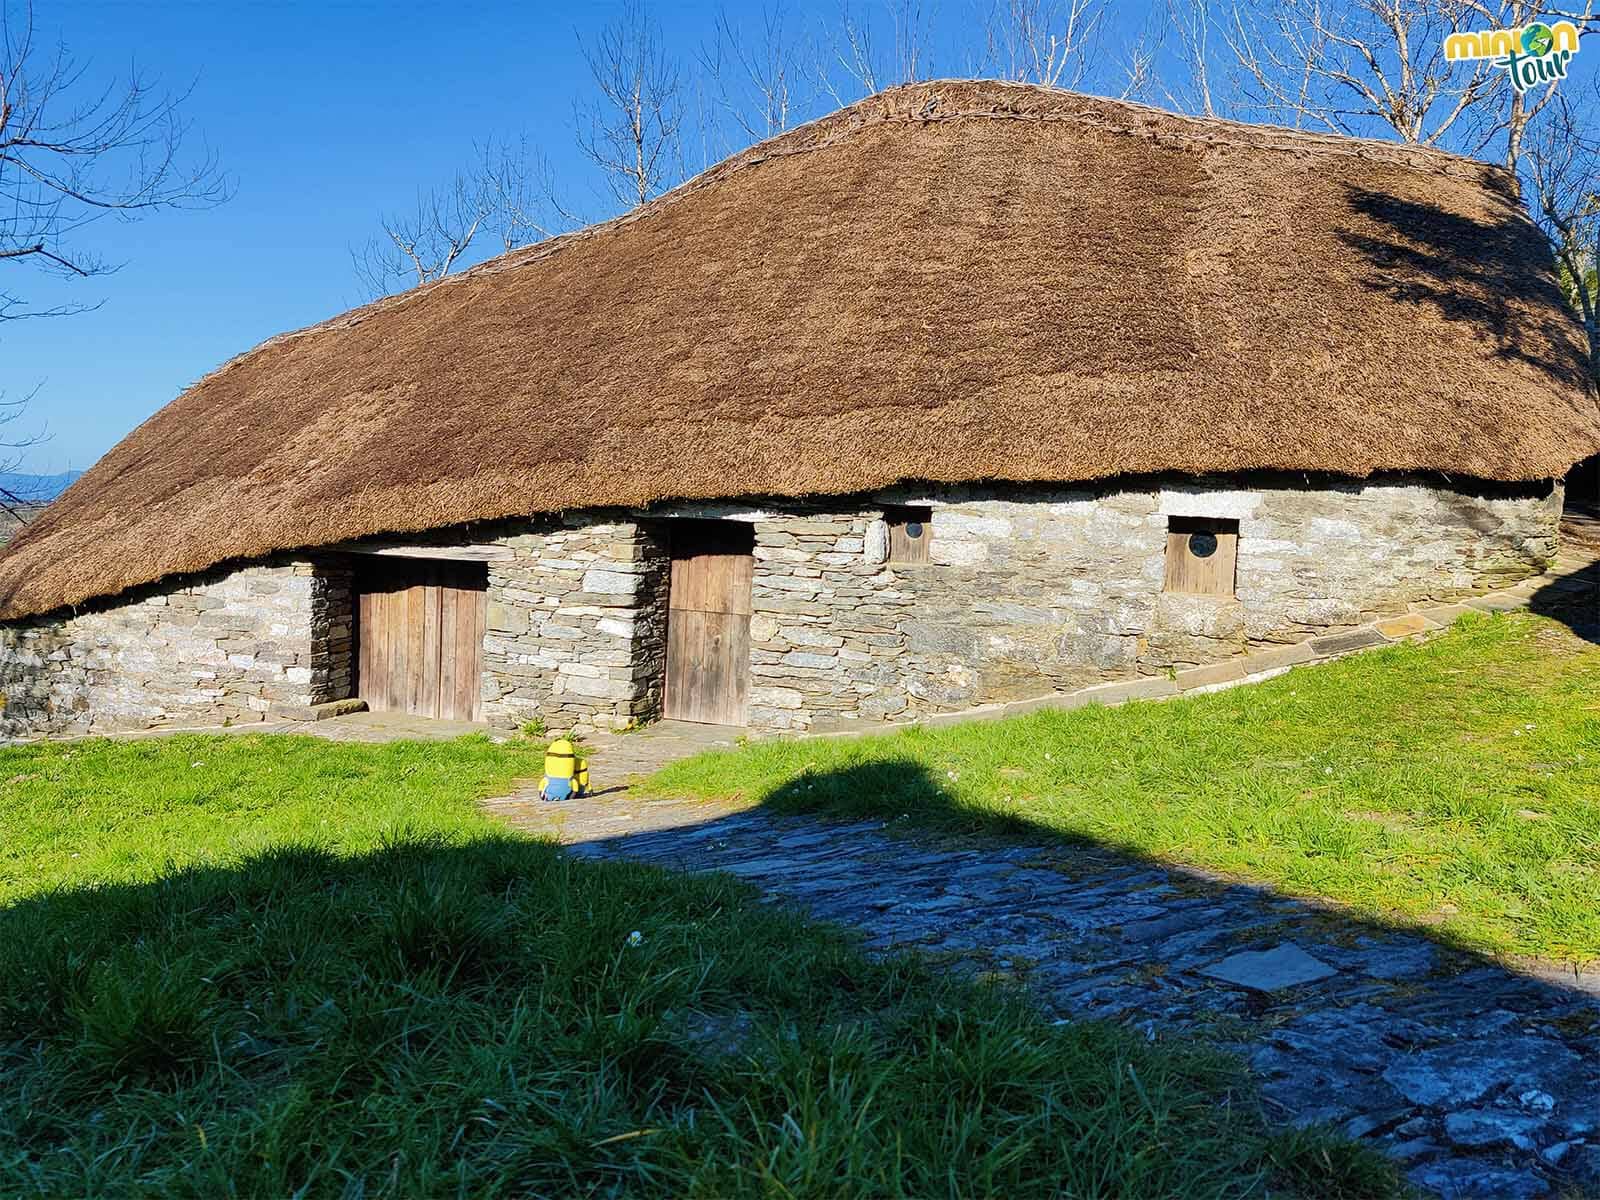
0,474 -> 1562,739
0,560 -> 352,739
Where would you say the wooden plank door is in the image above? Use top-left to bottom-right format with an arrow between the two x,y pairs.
663,522 -> 753,725
357,560 -> 486,721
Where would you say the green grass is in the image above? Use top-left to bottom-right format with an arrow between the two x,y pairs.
0,732 -> 539,903
651,613 -> 1600,966
0,734 -> 1399,1196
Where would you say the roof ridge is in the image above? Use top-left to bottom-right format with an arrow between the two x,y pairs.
185,79 -> 1509,387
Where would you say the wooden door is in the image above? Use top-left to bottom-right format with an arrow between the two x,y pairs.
663,522 -> 753,725
357,559 -> 487,721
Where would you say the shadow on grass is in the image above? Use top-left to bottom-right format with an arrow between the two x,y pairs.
753,758 -> 1600,992
561,757 -> 1600,1196
0,832 -> 1401,1199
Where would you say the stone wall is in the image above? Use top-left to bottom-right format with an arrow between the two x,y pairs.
0,560 -> 352,739
0,473 -> 1563,740
742,475 -> 1561,730
480,516 -> 668,732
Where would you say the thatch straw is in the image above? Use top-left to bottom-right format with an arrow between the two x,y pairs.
2,80 -> 1595,621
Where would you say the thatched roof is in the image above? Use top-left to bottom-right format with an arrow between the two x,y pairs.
3,80 -> 1596,621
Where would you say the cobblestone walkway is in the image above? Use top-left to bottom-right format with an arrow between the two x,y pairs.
492,794 -> 1600,1200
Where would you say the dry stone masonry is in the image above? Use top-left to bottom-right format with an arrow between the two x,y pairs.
0,473 -> 1561,739
740,475 -> 1559,730
479,516 -> 669,734
0,560 -> 352,738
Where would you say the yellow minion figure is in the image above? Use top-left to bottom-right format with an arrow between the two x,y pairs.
539,737 -> 590,802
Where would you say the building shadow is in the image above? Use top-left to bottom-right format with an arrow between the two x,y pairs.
1527,555 -> 1600,644
6,748 -> 1598,1194
558,757 -> 1600,1194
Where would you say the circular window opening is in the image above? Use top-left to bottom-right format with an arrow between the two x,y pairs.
1189,531 -> 1219,559
905,521 -> 924,539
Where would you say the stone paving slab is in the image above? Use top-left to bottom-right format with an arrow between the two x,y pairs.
495,794 -> 1600,1199
1200,943 -> 1339,992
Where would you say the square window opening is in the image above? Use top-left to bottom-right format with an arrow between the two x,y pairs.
1164,516 -> 1239,597
885,505 -> 933,564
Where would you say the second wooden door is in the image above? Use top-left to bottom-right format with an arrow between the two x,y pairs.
663,521 -> 753,725
357,559 -> 487,722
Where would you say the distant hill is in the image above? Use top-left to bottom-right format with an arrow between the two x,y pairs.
0,470 -> 82,502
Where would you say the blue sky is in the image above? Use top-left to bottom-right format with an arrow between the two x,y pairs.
12,0 -> 726,473
5,1 -> 1592,474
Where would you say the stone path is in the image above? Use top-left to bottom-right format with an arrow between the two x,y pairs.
493,793 -> 1600,1200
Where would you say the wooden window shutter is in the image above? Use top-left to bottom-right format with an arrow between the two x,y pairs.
1164,517 -> 1239,597
885,505 -> 932,564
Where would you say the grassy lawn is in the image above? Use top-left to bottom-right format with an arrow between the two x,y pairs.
0,734 -> 1395,1197
653,612 -> 1600,966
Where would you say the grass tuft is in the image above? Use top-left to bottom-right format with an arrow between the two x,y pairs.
71,952 -> 210,1085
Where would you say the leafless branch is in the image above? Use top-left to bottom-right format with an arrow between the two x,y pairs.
1161,0 -> 1222,116
1524,83 -> 1600,384
0,0 -> 227,319
0,380 -> 45,521
574,0 -> 686,211
699,4 -> 810,147
1453,0 -> 1599,179
351,141 -> 575,298
814,0 -> 931,106
1220,0 -> 1498,144
1117,9 -> 1168,102
0,0 -> 224,477
982,0 -> 1108,89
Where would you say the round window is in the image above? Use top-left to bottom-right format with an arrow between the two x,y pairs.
1189,531 -> 1219,559
905,521 -> 924,539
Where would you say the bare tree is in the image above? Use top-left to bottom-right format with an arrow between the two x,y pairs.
352,142 -> 575,298
700,4 -> 809,145
0,0 -> 225,515
887,0 -> 933,85
352,171 -> 495,298
1219,0 -> 1598,175
1455,0 -> 1598,180
575,0 -> 687,210
1162,0 -> 1222,116
0,382 -> 43,523
982,0 -> 1109,89
1522,82 -> 1600,501
815,0 -> 933,106
486,139 -> 580,250
1525,87 -> 1600,382
1220,0 -> 1504,146
0,4 -> 225,315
